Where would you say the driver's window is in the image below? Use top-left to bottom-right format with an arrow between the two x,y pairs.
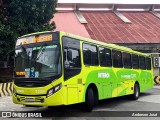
62,37 -> 81,80
64,48 -> 80,69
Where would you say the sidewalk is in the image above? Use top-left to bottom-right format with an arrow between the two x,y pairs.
154,85 -> 160,89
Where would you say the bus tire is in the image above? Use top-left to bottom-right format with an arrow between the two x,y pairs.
84,87 -> 94,112
131,83 -> 140,100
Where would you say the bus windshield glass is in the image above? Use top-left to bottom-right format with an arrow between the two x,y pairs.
15,44 -> 61,78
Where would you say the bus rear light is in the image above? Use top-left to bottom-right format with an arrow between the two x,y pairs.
46,83 -> 62,98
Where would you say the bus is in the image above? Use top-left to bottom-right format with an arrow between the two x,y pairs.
13,31 -> 154,111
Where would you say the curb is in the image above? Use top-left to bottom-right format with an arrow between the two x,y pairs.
0,82 -> 13,97
154,85 -> 160,89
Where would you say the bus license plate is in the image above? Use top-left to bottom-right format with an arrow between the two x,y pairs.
26,97 -> 34,102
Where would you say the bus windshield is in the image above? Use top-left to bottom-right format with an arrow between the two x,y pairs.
15,44 -> 61,78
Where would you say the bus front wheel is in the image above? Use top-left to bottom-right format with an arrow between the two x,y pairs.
84,87 -> 94,112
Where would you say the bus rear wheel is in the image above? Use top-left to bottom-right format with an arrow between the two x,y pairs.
84,87 -> 94,112
131,83 -> 140,100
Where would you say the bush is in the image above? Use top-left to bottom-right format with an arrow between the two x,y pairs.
0,0 -> 57,61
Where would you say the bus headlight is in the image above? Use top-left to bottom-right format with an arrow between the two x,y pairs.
47,83 -> 62,98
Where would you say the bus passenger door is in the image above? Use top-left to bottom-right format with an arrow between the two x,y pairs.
62,37 -> 81,105
63,48 -> 80,104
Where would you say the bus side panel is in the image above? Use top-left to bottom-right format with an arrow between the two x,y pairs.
139,70 -> 154,92
116,69 -> 139,96
81,66 -> 104,101
67,86 -> 78,104
81,68 -> 139,102
81,68 -> 119,101
69,67 -> 153,105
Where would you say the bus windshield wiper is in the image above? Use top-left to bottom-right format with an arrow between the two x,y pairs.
36,43 -> 47,60
19,45 -> 27,58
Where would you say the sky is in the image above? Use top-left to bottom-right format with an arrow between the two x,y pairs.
58,0 -> 160,4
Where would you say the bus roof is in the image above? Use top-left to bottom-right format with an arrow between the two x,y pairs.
18,31 -> 52,38
18,31 -> 150,57
60,31 -> 150,57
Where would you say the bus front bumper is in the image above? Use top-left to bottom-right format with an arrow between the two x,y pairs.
12,90 -> 64,106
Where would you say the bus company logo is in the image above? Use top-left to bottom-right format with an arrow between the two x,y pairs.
98,72 -> 110,78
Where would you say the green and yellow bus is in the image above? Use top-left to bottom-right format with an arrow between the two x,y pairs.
13,31 -> 154,111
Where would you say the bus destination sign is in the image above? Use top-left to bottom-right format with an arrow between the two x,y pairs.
16,34 -> 52,46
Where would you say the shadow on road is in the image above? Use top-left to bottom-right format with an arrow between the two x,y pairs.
19,89 -> 158,117
23,96 -> 132,117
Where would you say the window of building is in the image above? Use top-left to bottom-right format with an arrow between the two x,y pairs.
99,47 -> 112,67
112,50 -> 123,68
123,52 -> 132,68
83,43 -> 98,66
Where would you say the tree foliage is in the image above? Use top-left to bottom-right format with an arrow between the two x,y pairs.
0,0 -> 57,61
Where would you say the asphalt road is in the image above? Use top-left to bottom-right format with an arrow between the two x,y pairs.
0,86 -> 160,120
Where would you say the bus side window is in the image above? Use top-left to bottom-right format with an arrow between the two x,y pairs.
99,47 -> 112,67
146,57 -> 151,70
123,52 -> 132,68
139,56 -> 146,70
112,50 -> 123,68
132,54 -> 139,69
83,43 -> 98,66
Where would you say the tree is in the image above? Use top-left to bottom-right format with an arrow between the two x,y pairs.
0,0 -> 57,61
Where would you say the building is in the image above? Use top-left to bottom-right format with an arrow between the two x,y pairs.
51,2 -> 160,83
